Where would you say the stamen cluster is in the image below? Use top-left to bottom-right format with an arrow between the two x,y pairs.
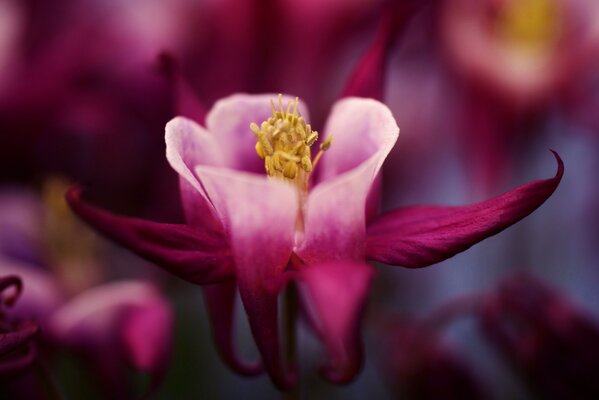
251,95 -> 332,191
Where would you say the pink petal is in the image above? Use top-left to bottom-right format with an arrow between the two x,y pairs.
195,165 -> 298,389
165,116 -> 226,224
120,291 -> 173,384
297,261 -> 374,383
66,186 -> 233,285
297,98 -> 398,262
202,281 -> 262,376
366,152 -> 564,267
205,93 -> 310,173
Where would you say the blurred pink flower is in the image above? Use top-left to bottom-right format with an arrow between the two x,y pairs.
439,0 -> 599,109
68,89 -> 562,389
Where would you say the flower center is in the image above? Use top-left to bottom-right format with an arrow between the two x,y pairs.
496,0 -> 561,51
250,94 -> 332,194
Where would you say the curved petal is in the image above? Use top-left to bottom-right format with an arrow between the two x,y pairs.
296,261 -> 374,384
0,275 -> 22,306
296,99 -> 398,262
66,186 -> 233,285
165,116 -> 226,224
158,52 -> 207,124
202,281 -> 262,375
366,152 -> 564,267
205,93 -> 310,174
195,165 -> 298,389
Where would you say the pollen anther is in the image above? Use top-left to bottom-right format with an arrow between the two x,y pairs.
250,94 -> 333,191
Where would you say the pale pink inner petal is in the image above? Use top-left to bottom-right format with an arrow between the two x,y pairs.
194,166 -> 298,272
195,166 -> 298,387
206,93 -> 310,174
316,97 -> 399,183
165,116 -> 226,221
296,98 -> 398,262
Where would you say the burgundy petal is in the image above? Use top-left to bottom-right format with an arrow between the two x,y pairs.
66,186 -> 234,284
340,3 -> 418,100
158,52 -> 207,124
297,261 -> 374,384
366,152 -> 563,267
202,281 -> 263,376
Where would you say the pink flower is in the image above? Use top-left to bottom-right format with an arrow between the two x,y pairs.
68,93 -> 562,390
439,0 -> 599,109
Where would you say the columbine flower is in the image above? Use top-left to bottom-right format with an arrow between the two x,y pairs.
68,92 -> 562,389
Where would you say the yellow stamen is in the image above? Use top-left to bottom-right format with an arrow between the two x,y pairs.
497,0 -> 561,51
250,95 -> 333,192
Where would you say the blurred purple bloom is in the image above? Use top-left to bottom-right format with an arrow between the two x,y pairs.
479,274 -> 599,399
69,89 -> 562,389
375,316 -> 488,400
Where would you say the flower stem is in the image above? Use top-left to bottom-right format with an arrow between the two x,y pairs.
283,283 -> 299,400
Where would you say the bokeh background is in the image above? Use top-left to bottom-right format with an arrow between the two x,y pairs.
1,0 -> 598,398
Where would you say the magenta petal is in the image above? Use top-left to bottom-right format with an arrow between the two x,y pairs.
366,152 -> 564,267
297,261 -> 374,384
120,291 -> 173,390
195,166 -> 298,389
66,186 -> 233,285
202,281 -> 263,376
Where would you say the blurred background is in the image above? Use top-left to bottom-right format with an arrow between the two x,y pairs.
1,0 -> 598,398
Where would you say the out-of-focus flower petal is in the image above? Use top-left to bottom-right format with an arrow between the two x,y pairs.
341,3 -> 418,100
297,98 -> 398,262
0,275 -> 22,307
205,93 -> 310,173
374,317 -> 488,399
202,281 -> 263,376
158,52 -> 208,124
366,151 -> 563,267
120,289 -> 173,390
0,322 -> 39,379
195,165 -> 298,389
66,186 -> 233,285
297,261 -> 373,384
479,274 -> 599,399
0,261 -> 63,323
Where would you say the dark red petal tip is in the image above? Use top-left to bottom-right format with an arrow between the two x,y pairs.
366,151 -> 563,268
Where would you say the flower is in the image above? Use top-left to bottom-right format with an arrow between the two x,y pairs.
439,0 -> 599,109
479,274 -> 599,399
67,92 -> 562,390
0,187 -> 173,397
